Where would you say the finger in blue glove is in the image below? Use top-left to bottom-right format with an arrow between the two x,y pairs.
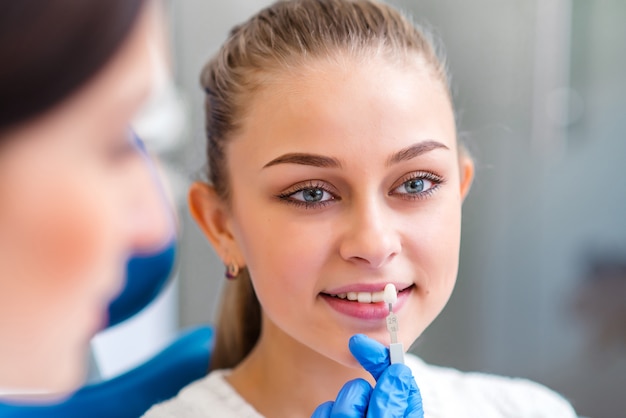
311,334 -> 424,418
349,334 -> 424,418
349,334 -> 390,380
311,401 -> 333,418
366,364 -> 423,418
310,378 -> 372,418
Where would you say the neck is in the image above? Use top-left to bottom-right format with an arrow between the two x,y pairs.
227,324 -> 373,418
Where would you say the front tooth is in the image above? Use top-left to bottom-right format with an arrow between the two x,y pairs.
371,290 -> 385,303
357,292 -> 372,303
340,291 -> 386,303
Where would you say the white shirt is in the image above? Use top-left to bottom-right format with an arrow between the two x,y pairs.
143,353 -> 577,417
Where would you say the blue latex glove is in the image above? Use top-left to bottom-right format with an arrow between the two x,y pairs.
311,334 -> 423,417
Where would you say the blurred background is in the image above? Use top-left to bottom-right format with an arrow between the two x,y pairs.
98,1 -> 626,417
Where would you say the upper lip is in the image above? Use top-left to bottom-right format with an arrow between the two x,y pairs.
322,282 -> 413,295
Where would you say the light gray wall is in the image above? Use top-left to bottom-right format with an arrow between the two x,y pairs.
166,0 -> 278,328
167,1 -> 626,417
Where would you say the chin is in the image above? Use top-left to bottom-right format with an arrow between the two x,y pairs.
323,338 -> 371,371
48,372 -> 84,401
334,349 -> 361,369
7,362 -> 84,403
41,351 -> 88,399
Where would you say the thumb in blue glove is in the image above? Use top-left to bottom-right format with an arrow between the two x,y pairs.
311,334 -> 423,418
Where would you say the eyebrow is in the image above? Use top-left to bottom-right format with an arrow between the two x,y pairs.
263,153 -> 342,169
387,140 -> 449,166
262,140 -> 449,169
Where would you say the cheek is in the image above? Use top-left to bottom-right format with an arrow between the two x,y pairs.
231,202 -> 332,329
0,172 -> 122,336
0,171 -> 122,391
12,180 -> 116,286
406,199 -> 462,306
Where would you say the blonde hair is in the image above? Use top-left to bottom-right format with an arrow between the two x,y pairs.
201,0 -> 451,371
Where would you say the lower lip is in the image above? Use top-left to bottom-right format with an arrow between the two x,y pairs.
320,286 -> 412,320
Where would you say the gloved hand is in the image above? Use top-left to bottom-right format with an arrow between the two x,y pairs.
311,334 -> 423,418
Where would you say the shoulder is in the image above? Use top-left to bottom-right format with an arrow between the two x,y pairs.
142,369 -> 263,418
405,354 -> 577,418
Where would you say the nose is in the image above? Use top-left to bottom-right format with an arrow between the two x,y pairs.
338,195 -> 401,269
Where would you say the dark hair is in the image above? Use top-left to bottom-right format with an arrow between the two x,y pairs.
202,0 -> 450,371
0,0 -> 146,133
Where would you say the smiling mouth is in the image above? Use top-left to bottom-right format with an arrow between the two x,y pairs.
321,284 -> 414,304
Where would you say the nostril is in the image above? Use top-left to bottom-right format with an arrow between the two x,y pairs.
344,251 -> 397,269
338,208 -> 401,267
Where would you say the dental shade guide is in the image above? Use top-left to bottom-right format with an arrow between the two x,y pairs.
384,283 -> 404,364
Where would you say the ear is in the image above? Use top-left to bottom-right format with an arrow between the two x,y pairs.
188,182 -> 242,264
458,154 -> 474,201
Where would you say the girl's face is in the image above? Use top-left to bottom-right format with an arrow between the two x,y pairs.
203,56 -> 472,367
0,3 -> 172,393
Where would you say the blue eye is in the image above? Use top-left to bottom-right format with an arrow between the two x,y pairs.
277,181 -> 338,208
290,187 -> 334,203
302,188 -> 324,202
391,172 -> 442,199
404,178 -> 426,194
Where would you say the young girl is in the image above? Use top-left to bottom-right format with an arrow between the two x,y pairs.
145,0 -> 577,416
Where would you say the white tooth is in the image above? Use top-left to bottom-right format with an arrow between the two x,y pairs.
371,290 -> 385,303
357,292 -> 372,303
347,292 -> 358,301
338,293 -> 347,299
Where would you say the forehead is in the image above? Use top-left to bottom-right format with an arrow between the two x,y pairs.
233,55 -> 457,162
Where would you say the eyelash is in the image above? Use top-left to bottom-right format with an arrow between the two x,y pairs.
390,171 -> 444,201
276,171 -> 445,209
276,180 -> 338,209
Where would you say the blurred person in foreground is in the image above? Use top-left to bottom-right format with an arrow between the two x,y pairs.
0,0 -> 174,398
